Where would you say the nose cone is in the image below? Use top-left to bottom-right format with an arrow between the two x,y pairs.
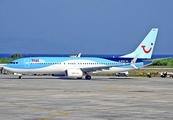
3,64 -> 11,71
3,66 -> 9,71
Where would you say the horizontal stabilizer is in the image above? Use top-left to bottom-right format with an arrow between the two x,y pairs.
142,57 -> 172,62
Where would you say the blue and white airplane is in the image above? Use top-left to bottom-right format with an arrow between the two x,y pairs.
4,28 -> 164,79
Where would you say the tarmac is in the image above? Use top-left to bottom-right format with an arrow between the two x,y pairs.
1,74 -> 173,120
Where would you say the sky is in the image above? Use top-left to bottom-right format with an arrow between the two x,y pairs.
0,0 -> 173,55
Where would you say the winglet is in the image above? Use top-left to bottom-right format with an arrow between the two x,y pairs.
130,54 -> 139,69
77,53 -> 82,57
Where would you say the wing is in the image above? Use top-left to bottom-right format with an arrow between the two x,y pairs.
81,64 -> 129,72
81,54 -> 139,73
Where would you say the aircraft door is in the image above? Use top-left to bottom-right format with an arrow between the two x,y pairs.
24,59 -> 29,68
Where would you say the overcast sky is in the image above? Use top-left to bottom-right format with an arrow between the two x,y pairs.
0,0 -> 173,55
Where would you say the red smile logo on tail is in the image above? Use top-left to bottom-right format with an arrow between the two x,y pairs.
141,43 -> 153,54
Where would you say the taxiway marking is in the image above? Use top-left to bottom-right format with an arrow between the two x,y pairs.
6,102 -> 70,120
6,102 -> 173,120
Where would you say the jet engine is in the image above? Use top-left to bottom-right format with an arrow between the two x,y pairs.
65,68 -> 83,78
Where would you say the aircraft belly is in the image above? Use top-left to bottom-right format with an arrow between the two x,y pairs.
94,67 -> 134,74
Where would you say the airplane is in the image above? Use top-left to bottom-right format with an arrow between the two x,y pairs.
4,28 -> 167,79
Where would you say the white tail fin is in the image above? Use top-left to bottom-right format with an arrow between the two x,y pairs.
121,28 -> 159,59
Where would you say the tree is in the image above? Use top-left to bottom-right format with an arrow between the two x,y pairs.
11,54 -> 23,59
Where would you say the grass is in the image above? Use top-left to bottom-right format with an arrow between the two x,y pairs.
129,69 -> 173,77
93,69 -> 173,77
0,58 -> 15,64
149,58 -> 173,67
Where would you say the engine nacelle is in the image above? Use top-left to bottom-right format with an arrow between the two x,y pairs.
65,69 -> 83,78
14,73 -> 22,76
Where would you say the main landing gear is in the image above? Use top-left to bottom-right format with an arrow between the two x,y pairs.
85,75 -> 91,80
19,76 -> 22,79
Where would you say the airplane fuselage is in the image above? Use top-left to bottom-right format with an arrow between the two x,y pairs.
4,57 -> 152,75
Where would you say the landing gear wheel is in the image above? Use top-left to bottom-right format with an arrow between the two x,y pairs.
85,75 -> 91,80
19,76 -> 22,79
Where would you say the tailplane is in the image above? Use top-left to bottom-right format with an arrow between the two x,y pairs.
120,28 -> 159,59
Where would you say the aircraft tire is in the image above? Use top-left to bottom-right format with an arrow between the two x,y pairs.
19,76 -> 22,79
85,75 -> 91,80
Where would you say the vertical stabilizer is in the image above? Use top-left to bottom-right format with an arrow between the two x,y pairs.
120,28 -> 159,59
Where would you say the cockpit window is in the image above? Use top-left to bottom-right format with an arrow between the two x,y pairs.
10,62 -> 18,64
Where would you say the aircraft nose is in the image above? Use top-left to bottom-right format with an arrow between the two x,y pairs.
3,65 -> 10,71
3,66 -> 8,70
